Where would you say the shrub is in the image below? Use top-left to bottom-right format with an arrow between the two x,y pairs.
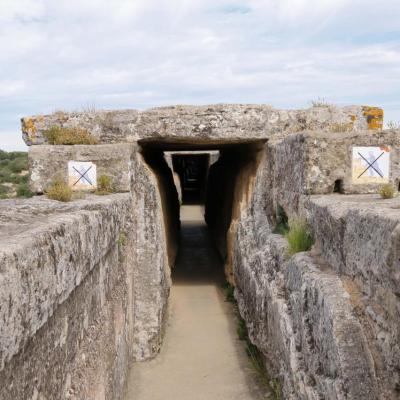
379,183 -> 395,199
0,184 -> 9,198
0,167 -> 13,183
285,218 -> 314,255
95,174 -> 114,195
43,126 -> 98,145
0,151 -> 29,198
8,157 -> 28,173
0,150 -> 25,161
46,177 -> 72,202
16,182 -> 33,198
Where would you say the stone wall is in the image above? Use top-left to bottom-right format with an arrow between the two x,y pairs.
129,148 -> 178,360
229,153 -> 383,399
8,103 -> 400,400
273,129 -> 400,215
0,142 -> 177,398
0,194 -> 134,400
218,128 -> 400,398
306,195 -> 400,395
29,144 -> 133,194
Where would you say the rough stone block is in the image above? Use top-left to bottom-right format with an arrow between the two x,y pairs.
29,144 -> 134,193
0,194 -> 134,400
273,129 -> 400,213
233,221 -> 378,399
306,194 -> 400,393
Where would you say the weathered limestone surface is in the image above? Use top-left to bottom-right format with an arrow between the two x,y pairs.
21,104 -> 382,145
306,194 -> 400,395
229,154 -> 379,399
129,150 -> 178,360
29,144 -> 134,193
0,194 -> 134,400
7,103 -> 400,400
273,129 -> 400,214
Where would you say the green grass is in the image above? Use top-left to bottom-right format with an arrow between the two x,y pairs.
222,282 -> 236,303
238,316 -> 282,399
95,174 -> 114,195
223,282 -> 282,399
285,218 -> 314,256
0,150 -> 33,198
236,317 -> 248,340
117,232 -> 127,247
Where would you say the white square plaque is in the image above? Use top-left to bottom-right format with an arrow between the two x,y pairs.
68,161 -> 97,191
352,146 -> 390,184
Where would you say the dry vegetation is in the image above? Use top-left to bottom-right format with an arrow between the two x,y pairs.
310,97 -> 331,107
43,126 -> 98,145
95,174 -> 114,195
386,121 -> 400,129
379,183 -> 395,199
46,177 -> 73,202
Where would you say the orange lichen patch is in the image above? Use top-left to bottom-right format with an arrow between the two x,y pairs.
362,106 -> 384,130
22,117 -> 37,136
350,115 -> 357,122
380,145 -> 391,152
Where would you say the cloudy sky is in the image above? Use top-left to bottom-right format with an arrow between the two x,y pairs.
1,0 -> 400,150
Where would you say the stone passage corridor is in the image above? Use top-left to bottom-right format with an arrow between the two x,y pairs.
124,205 -> 265,400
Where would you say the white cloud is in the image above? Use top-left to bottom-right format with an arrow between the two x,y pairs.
0,0 -> 45,22
0,0 -> 399,150
0,80 -> 25,97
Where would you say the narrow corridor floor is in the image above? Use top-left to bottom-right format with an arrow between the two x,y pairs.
124,206 -> 266,400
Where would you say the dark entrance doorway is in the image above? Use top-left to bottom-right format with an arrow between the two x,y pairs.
172,154 -> 210,204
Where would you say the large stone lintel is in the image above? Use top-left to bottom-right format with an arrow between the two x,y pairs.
21,104 -> 383,145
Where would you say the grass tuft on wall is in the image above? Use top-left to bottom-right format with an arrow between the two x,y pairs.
46,177 -> 73,202
95,174 -> 114,195
379,183 -> 395,199
43,126 -> 98,145
285,218 -> 314,255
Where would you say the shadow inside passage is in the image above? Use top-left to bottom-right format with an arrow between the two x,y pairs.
125,206 -> 267,400
172,205 -> 225,287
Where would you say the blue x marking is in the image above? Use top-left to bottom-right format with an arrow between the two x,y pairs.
73,166 -> 93,186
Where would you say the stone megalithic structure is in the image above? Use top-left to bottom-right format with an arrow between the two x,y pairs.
1,103 -> 400,399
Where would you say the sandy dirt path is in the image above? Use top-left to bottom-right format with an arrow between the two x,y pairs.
124,205 -> 266,400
